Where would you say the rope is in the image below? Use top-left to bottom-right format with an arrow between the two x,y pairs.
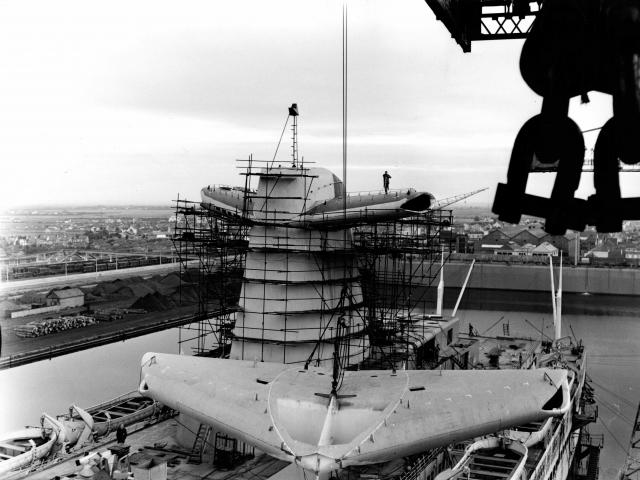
479,315 -> 505,336
581,126 -> 603,134
590,378 -> 636,409
596,395 -> 635,424
598,410 -> 632,455
269,115 -> 290,169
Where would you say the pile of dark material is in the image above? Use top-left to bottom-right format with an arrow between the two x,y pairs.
83,270 -> 240,313
14,314 -> 97,338
85,272 -> 201,311
131,292 -> 178,312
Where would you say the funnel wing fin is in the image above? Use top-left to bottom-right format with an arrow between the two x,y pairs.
343,368 -> 569,465
139,353 -> 293,461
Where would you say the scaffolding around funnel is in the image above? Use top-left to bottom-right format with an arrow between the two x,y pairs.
171,158 -> 455,368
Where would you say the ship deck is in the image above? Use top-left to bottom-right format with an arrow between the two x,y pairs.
451,333 -> 589,480
23,418 -> 289,480
18,331 -> 590,480
470,334 -> 542,370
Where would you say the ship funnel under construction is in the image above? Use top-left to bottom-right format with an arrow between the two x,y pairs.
172,105 -> 453,368
229,164 -> 369,365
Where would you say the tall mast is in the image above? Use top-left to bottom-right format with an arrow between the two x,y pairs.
331,3 -> 349,395
436,248 -> 444,316
549,254 -> 557,334
289,103 -> 299,167
555,251 -> 563,340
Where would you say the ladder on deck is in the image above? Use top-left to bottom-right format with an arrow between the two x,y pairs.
398,447 -> 451,480
467,453 -> 520,479
502,322 -> 510,336
189,424 -> 212,464
585,445 -> 600,480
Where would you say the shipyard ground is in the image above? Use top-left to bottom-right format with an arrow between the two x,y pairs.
0,305 -> 200,369
0,265 -> 239,369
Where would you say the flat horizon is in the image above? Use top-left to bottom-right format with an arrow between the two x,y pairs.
1,200 -> 494,212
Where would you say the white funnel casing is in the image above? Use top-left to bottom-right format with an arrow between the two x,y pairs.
228,166 -> 368,366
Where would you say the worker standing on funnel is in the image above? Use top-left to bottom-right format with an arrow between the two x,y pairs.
383,170 -> 391,194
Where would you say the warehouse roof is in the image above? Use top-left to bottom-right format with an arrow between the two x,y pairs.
47,288 -> 84,299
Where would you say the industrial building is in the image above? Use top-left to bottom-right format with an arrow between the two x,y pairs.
46,288 -> 85,309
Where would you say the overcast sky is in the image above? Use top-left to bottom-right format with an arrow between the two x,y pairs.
0,0 -> 619,209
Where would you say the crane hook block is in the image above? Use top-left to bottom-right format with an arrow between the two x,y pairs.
492,115 -> 586,235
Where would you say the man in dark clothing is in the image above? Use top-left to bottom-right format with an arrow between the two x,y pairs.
383,171 -> 391,193
116,424 -> 127,444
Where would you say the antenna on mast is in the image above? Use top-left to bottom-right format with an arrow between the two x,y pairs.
342,4 -> 348,203
330,3 -> 349,395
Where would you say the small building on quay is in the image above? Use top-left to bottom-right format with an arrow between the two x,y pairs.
46,288 -> 85,308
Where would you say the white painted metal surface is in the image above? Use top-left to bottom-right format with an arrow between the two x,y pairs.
140,353 -> 571,478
